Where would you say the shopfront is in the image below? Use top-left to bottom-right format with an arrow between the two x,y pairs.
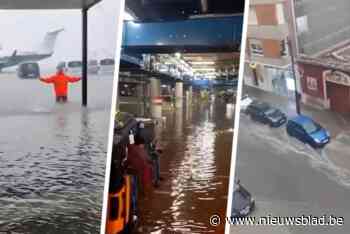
244,62 -> 294,97
298,60 -> 350,113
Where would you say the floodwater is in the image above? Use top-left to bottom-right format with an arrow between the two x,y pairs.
233,113 -> 350,234
0,71 -> 114,233
124,98 -> 235,233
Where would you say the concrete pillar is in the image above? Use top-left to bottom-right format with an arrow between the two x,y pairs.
175,81 -> 183,109
186,90 -> 190,106
175,107 -> 183,138
137,83 -> 145,116
189,86 -> 193,105
150,78 -> 162,119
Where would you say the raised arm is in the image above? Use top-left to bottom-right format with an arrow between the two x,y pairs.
39,75 -> 55,83
67,76 -> 81,83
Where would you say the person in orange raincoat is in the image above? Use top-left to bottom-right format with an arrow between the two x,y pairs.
39,64 -> 81,103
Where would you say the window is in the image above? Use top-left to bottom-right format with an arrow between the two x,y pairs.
280,39 -> 288,56
249,39 -> 263,56
248,7 -> 258,25
296,16 -> 309,34
276,3 -> 285,24
67,61 -> 82,68
306,76 -> 318,91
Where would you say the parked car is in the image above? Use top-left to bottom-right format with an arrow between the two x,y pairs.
240,94 -> 254,112
99,58 -> 115,74
246,101 -> 287,127
232,180 -> 255,219
17,62 -> 40,79
67,60 -> 82,76
286,115 -> 330,148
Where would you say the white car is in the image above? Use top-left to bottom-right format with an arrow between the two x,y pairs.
66,60 -> 82,76
240,94 -> 254,112
99,58 -> 115,74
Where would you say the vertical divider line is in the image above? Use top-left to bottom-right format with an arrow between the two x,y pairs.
224,0 -> 250,233
100,0 -> 126,233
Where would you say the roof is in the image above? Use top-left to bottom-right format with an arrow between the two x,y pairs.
0,0 -> 101,9
297,40 -> 350,74
250,100 -> 269,109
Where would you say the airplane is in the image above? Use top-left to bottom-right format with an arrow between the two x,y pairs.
0,28 -> 64,72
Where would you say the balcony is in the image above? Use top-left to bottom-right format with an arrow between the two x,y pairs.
245,53 -> 291,68
247,23 -> 289,40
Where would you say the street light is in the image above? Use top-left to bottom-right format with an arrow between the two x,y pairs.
287,36 -> 301,115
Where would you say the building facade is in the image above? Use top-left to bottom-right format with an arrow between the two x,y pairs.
298,43 -> 350,114
245,0 -> 296,97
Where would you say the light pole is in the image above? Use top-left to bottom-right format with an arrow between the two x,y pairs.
287,36 -> 301,115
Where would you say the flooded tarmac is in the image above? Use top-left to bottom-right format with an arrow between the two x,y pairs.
125,98 -> 235,233
0,72 -> 113,233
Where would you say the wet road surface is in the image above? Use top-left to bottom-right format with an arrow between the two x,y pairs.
133,99 -> 235,233
0,72 -> 114,233
231,113 -> 350,234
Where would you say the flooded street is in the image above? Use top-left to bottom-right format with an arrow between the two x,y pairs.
0,72 -> 113,233
232,114 -> 350,234
131,99 -> 235,233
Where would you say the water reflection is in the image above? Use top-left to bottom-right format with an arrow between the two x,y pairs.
225,103 -> 234,120
174,108 -> 184,138
135,100 -> 233,233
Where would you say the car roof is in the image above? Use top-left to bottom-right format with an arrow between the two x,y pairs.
290,115 -> 313,124
250,101 -> 270,109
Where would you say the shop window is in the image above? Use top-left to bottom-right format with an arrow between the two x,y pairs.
276,3 -> 285,25
280,40 -> 289,56
249,7 -> 258,25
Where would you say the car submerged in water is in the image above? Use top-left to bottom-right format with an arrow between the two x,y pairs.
17,62 -> 40,79
286,115 -> 330,148
246,101 -> 287,127
232,180 -> 255,219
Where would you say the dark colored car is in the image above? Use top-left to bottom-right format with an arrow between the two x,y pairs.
246,101 -> 287,127
17,62 -> 40,79
232,180 -> 255,218
286,115 -> 330,148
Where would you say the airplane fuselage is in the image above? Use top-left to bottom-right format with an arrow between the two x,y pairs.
0,53 -> 51,71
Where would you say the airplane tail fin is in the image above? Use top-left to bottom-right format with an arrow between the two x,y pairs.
38,28 -> 64,55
